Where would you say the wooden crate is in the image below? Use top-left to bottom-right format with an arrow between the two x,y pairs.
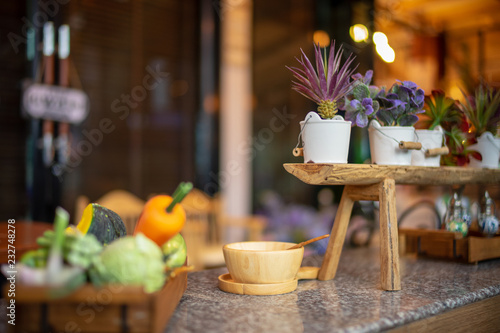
399,228 -> 500,263
5,270 -> 187,333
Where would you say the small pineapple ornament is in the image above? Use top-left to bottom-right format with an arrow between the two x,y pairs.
317,100 -> 338,119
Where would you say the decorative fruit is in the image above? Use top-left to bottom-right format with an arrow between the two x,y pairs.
73,203 -> 127,245
134,182 -> 192,246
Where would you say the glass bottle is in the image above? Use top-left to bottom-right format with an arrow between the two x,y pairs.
444,192 -> 468,236
478,191 -> 499,237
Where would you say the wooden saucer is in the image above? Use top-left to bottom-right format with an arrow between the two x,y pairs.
218,273 -> 298,295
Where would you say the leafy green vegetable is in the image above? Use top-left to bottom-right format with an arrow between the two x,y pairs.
89,233 -> 166,293
20,248 -> 48,268
25,229 -> 103,269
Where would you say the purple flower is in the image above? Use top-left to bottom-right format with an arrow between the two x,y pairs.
352,70 -> 373,86
345,96 -> 378,128
374,80 -> 425,126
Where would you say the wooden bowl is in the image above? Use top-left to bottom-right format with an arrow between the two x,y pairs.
222,241 -> 304,284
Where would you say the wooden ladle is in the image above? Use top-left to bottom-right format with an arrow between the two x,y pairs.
287,234 -> 330,250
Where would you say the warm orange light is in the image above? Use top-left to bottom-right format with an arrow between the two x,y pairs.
449,85 -> 462,100
313,30 -> 330,47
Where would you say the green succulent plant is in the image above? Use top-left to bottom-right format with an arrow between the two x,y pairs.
419,90 -> 461,130
458,82 -> 500,137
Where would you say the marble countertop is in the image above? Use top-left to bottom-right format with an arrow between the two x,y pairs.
165,247 -> 500,333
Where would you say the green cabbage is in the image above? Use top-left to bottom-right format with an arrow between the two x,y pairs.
89,233 -> 165,293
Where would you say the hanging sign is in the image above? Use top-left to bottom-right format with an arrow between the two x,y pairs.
22,83 -> 89,124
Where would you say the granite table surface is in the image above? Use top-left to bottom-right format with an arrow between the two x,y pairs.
164,247 -> 500,333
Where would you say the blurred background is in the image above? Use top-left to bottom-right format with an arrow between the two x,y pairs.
1,0 -> 500,265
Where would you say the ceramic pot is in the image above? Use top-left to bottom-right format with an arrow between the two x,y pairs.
368,120 -> 416,165
411,126 -> 445,167
468,132 -> 500,169
299,111 -> 351,163
478,215 -> 499,237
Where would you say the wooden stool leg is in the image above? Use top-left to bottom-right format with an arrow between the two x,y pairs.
378,178 -> 401,291
318,187 -> 354,281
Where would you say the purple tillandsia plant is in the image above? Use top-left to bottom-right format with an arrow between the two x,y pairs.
286,40 -> 358,119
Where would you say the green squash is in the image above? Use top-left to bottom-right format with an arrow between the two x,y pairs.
73,203 -> 127,245
161,233 -> 187,269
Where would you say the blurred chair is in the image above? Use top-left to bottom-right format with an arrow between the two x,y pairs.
74,189 -> 145,235
181,189 -> 267,270
212,193 -> 267,244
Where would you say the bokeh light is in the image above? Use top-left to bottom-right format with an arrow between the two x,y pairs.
313,30 -> 330,47
349,24 -> 369,43
373,31 -> 388,45
375,43 -> 395,63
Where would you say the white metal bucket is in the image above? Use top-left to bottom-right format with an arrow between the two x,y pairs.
368,120 -> 415,165
411,126 -> 445,167
468,132 -> 500,169
299,112 -> 351,163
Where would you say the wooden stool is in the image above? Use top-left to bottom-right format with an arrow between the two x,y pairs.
318,179 -> 400,290
284,163 -> 500,291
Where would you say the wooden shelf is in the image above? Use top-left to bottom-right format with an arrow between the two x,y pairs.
283,163 -> 500,185
399,228 -> 500,263
283,163 -> 500,291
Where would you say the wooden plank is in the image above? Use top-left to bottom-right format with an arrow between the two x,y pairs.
399,229 -> 467,260
283,163 -> 500,185
389,295 -> 500,332
419,237 -> 456,258
151,267 -> 188,333
379,179 -> 401,291
468,236 -> 500,263
399,229 -> 500,263
13,284 -> 151,304
399,228 -> 463,240
318,188 -> 354,281
345,183 -> 379,201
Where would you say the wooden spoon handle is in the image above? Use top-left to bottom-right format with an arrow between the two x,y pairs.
296,266 -> 319,280
287,234 -> 329,250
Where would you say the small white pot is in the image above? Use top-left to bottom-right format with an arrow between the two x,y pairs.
368,120 -> 415,165
468,132 -> 500,169
299,111 -> 351,163
411,126 -> 445,167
